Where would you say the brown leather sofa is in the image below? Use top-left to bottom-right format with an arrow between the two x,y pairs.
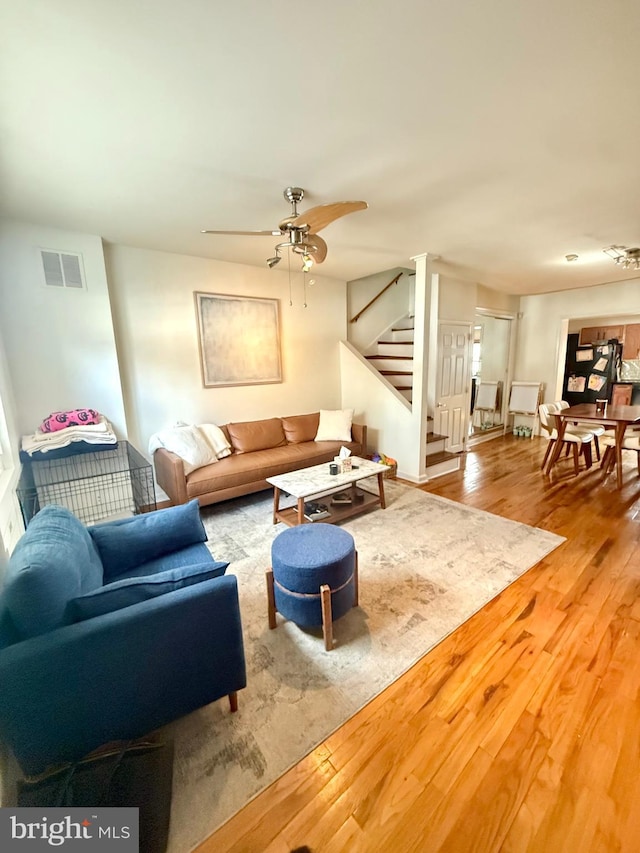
153,412 -> 367,507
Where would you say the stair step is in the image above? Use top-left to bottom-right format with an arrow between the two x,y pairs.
379,370 -> 413,376
425,453 -> 461,480
391,316 -> 415,331
426,432 -> 449,443
366,354 -> 413,361
377,344 -> 414,358
390,329 -> 414,342
426,450 -> 459,467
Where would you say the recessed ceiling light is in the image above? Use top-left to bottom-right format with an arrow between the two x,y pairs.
565,253 -> 579,262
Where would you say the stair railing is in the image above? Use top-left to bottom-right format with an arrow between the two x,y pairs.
349,272 -> 404,323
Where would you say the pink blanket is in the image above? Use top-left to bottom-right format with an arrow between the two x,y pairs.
40,408 -> 101,433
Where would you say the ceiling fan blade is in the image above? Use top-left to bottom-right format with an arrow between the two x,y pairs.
201,229 -> 283,236
308,234 -> 328,264
291,201 -> 368,233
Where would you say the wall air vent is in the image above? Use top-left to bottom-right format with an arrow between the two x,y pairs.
40,250 -> 86,290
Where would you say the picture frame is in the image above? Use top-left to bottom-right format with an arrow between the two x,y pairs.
194,291 -> 282,388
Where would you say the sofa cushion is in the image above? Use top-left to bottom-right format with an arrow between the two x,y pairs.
89,500 -> 207,579
315,409 -> 354,441
226,418 -> 286,454
185,439 -> 362,497
3,505 -> 104,639
66,561 -> 229,622
281,412 -> 320,444
114,542 -> 215,579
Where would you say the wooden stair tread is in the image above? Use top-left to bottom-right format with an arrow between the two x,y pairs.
379,370 -> 413,376
427,432 -> 449,443
377,340 -> 412,345
426,450 -> 459,467
366,355 -> 413,361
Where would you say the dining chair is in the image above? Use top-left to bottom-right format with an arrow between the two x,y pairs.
600,432 -> 640,475
557,400 -> 605,461
538,402 -> 595,474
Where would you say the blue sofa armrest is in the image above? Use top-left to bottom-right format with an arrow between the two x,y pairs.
0,574 -> 246,775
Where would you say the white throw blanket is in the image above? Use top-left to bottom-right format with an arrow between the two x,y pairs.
21,415 -> 118,455
147,423 -> 231,475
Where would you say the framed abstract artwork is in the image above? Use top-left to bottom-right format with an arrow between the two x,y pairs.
194,291 -> 282,387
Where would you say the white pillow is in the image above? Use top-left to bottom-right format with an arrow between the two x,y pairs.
315,409 -> 354,442
154,425 -> 218,475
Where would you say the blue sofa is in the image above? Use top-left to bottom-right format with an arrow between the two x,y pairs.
0,500 -> 246,775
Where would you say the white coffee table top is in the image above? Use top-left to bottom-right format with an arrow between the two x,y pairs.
266,456 -> 389,499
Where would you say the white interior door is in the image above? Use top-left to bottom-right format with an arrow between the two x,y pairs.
435,323 -> 470,452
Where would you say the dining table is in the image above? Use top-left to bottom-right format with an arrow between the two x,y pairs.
545,402 -> 640,489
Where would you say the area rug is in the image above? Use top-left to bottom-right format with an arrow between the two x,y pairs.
165,481 -> 564,852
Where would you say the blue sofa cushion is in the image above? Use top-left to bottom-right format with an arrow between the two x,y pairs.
66,560 -> 229,622
4,505 -> 103,639
89,500 -> 207,579
113,542 -> 215,579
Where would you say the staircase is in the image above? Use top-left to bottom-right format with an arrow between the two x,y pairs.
426,418 -> 460,478
365,316 -> 415,402
365,316 -> 461,480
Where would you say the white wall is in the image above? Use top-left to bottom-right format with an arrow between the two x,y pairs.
104,244 -> 348,453
438,274 -> 479,323
517,276 -> 640,401
477,284 -> 520,315
347,267 -> 413,352
0,221 -> 127,437
0,330 -> 22,573
340,341 -> 414,474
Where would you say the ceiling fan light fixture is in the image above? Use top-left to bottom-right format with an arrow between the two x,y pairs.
203,186 -> 367,281
603,245 -> 640,270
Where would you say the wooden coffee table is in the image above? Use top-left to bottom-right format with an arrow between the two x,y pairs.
266,456 -> 389,527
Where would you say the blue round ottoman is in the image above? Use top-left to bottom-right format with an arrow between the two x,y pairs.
266,523 -> 358,651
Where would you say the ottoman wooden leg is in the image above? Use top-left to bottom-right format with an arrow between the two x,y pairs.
228,691 -> 238,713
320,583 -> 333,651
353,551 -> 359,608
266,567 -> 277,629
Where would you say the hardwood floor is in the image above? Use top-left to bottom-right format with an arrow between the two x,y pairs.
197,435 -> 640,853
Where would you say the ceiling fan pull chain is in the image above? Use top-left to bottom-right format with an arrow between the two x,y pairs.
288,249 -> 293,307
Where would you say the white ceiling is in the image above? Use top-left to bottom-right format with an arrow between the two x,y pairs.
2,1 -> 640,295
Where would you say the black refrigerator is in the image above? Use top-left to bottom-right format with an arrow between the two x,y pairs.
562,334 -> 622,405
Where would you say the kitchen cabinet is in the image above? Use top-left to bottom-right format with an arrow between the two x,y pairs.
622,323 -> 640,359
579,325 -> 624,345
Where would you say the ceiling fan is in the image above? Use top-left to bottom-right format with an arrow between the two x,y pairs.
202,187 -> 368,269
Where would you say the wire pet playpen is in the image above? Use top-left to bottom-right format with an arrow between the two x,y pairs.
17,441 -> 156,526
